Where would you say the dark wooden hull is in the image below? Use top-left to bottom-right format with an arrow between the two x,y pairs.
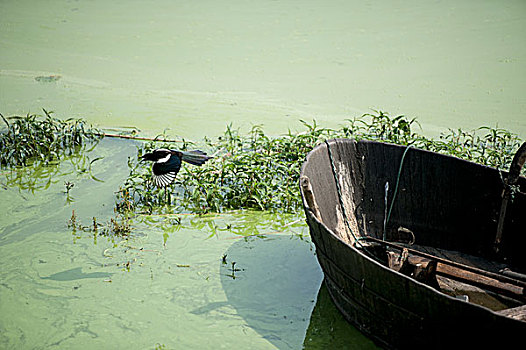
300,139 -> 526,348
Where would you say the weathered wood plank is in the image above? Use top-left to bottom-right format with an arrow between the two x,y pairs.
402,254 -> 525,300
367,236 -> 526,288
299,176 -> 321,221
495,142 -> 526,252
497,305 -> 526,321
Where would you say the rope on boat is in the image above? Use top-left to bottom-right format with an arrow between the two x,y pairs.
383,182 -> 389,241
383,145 -> 413,241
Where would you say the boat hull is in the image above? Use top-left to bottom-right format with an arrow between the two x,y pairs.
300,139 -> 526,348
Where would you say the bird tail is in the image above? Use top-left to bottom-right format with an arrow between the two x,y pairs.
180,150 -> 212,166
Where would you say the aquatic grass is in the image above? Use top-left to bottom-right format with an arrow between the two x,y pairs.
342,111 -> 523,171
115,122 -> 331,214
0,109 -> 103,197
115,111 -> 523,216
68,209 -> 134,238
181,121 -> 335,213
0,109 -> 101,168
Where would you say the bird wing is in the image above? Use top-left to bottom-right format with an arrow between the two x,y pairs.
152,155 -> 182,187
152,172 -> 177,187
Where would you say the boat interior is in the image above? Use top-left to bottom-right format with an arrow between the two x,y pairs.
301,139 -> 526,321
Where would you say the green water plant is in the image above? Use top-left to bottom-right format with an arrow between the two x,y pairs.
1,110 -> 104,194
115,122 -> 327,214
64,181 -> 75,204
0,109 -> 101,168
115,111 -> 523,216
68,209 -> 132,238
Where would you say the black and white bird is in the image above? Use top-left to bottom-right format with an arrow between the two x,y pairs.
141,148 -> 212,187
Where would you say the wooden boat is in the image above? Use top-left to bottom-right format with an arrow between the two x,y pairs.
299,139 -> 526,348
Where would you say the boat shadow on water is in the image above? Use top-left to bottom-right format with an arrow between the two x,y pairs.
40,267 -> 112,281
192,234 -> 377,349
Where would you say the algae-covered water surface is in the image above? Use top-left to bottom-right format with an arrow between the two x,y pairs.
1,0 -> 526,349
1,0 -> 525,139
0,138 -> 376,349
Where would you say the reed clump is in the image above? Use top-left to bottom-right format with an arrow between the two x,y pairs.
3,109 -> 520,216
116,111 -> 523,215
0,109 -> 101,168
68,210 -> 132,238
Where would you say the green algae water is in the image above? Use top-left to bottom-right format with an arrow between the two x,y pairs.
0,138 -> 377,349
1,0 -> 525,139
1,0 -> 526,349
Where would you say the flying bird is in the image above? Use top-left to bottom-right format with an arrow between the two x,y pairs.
141,148 -> 212,187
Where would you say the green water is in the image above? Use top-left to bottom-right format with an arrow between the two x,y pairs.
1,1 -> 526,349
1,0 -> 525,139
0,138 -> 376,349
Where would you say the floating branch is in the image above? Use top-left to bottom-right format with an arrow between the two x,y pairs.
98,133 -> 186,143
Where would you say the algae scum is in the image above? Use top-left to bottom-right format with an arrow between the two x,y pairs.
0,112 -> 376,349
0,112 -> 523,349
